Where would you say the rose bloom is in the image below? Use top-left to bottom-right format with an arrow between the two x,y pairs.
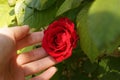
42,17 -> 78,62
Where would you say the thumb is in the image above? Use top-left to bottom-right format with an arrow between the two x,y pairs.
10,25 -> 30,40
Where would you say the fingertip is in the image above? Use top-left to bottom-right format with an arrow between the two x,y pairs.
11,25 -> 30,40
17,31 -> 44,49
30,66 -> 57,80
20,25 -> 30,33
51,66 -> 58,74
22,25 -> 30,30
49,66 -> 58,72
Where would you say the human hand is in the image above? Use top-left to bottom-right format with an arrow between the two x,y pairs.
0,26 -> 57,80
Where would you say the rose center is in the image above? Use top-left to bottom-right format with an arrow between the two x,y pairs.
55,32 -> 66,46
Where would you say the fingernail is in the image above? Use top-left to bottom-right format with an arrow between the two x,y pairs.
52,67 -> 58,72
23,25 -> 29,28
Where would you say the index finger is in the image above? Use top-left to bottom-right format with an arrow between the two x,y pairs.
17,31 -> 44,49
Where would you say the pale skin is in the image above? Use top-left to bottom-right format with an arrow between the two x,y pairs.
0,25 -> 57,80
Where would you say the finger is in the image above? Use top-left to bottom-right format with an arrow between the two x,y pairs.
22,56 -> 57,76
17,47 -> 48,65
10,25 -> 30,40
17,31 -> 44,49
30,67 -> 57,80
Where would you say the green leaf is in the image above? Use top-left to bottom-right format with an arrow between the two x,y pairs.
0,0 -> 15,27
17,46 -> 34,54
100,72 -> 120,80
76,2 -> 99,61
56,0 -> 83,16
88,0 -> 120,53
25,0 -> 57,11
60,7 -> 81,22
15,0 -> 61,29
72,74 -> 91,80
108,56 -> 120,72
99,58 -> 109,72
25,75 -> 32,80
15,0 -> 26,26
83,60 -> 98,73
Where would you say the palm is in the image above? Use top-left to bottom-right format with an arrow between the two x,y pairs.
5,57 -> 25,80
0,26 -> 57,80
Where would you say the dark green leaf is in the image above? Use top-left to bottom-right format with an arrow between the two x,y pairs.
100,72 -> 120,80
25,0 -> 57,11
72,74 -> 91,80
56,0 -> 83,16
61,7 -> 81,21
108,57 -> 120,72
83,60 -> 98,73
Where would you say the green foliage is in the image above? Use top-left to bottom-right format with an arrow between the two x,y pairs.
17,46 -> 34,54
1,0 -> 120,80
56,0 -> 83,16
88,0 -> 120,54
15,0 -> 64,29
76,1 -> 100,61
25,0 -> 56,11
100,72 -> 120,80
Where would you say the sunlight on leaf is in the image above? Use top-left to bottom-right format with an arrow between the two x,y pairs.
0,0 -> 15,27
88,0 -> 120,53
15,0 -> 60,29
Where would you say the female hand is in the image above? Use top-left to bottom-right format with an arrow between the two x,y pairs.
0,26 -> 57,80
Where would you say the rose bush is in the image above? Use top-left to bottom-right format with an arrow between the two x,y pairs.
42,17 -> 78,62
1,0 -> 120,80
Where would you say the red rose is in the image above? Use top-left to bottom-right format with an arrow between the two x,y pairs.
42,17 -> 78,62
